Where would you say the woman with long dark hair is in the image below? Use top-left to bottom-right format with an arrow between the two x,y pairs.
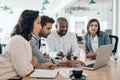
84,18 -> 110,59
0,10 -> 55,80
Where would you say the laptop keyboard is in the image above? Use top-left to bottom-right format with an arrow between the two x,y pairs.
86,63 -> 94,68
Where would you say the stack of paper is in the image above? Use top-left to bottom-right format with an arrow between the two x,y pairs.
30,69 -> 58,79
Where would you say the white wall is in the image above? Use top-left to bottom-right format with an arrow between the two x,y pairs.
116,0 -> 120,55
0,8 -> 24,43
112,0 -> 120,55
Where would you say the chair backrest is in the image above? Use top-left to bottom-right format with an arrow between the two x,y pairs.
0,43 -> 7,54
76,35 -> 83,44
0,43 -> 2,54
109,35 -> 119,55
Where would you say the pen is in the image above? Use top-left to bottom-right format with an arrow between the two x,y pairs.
51,58 -> 55,64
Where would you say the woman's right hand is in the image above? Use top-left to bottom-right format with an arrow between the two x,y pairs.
43,62 -> 57,69
31,56 -> 38,67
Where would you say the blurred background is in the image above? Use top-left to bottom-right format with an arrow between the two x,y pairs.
0,0 -> 119,55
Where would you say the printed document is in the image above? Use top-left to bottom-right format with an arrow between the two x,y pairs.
30,69 -> 58,78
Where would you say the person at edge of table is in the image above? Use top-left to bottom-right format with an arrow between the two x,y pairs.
0,10 -> 56,80
47,17 -> 85,66
84,18 -> 110,59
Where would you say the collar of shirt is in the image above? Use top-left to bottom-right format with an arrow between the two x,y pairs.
54,31 -> 69,39
32,34 -> 41,41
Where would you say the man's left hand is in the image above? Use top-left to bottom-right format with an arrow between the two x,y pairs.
43,53 -> 50,58
66,60 -> 85,67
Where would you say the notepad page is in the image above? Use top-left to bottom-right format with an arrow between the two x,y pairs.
30,69 -> 58,78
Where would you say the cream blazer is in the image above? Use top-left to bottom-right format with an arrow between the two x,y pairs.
0,35 -> 33,80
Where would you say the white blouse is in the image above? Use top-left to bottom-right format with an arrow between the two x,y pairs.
90,35 -> 98,53
0,35 -> 33,80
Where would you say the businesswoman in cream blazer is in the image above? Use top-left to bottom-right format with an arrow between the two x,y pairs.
0,10 -> 56,80
84,18 -> 110,59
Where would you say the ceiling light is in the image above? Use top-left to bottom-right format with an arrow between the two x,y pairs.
69,10 -> 73,14
76,6 -> 81,11
41,6 -> 46,10
2,5 -> 10,10
40,10 -> 44,14
9,10 -> 13,14
42,0 -> 50,5
96,12 -> 100,15
89,0 -> 96,4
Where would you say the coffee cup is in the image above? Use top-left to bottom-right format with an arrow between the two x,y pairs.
70,69 -> 83,79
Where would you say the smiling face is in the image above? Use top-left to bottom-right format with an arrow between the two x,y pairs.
89,21 -> 98,36
56,21 -> 68,36
87,19 -> 100,36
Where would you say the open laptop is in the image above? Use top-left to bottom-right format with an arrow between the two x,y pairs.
83,44 -> 112,70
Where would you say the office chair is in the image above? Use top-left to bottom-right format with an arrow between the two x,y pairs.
76,35 -> 83,44
109,35 -> 119,55
0,43 -> 7,54
0,43 -> 2,54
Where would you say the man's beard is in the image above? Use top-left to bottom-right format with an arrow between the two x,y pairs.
41,32 -> 49,38
42,34 -> 48,38
58,30 -> 67,36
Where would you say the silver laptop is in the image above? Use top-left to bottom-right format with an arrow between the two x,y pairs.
83,44 -> 112,70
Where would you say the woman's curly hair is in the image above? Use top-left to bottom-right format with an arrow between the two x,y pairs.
11,10 -> 39,41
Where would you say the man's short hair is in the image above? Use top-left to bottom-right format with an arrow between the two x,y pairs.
56,17 -> 68,25
41,15 -> 55,27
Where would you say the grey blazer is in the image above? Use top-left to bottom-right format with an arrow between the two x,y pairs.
30,34 -> 51,63
84,31 -> 110,52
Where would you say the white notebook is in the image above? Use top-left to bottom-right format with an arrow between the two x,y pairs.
30,69 -> 58,79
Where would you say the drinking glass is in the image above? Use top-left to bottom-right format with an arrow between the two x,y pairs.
112,53 -> 118,61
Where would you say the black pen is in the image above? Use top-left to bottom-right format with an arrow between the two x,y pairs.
51,58 -> 55,64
